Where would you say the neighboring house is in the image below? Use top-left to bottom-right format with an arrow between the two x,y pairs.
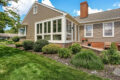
0,33 -> 18,40
19,1 -> 120,48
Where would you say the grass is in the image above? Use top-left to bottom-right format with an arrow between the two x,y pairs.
0,45 -> 109,80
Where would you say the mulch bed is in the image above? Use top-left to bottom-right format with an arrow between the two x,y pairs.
6,44 -> 120,80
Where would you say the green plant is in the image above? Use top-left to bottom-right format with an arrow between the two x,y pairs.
34,39 -> 49,52
71,49 -> 104,70
69,43 -> 81,54
58,48 -> 72,58
23,40 -> 34,50
108,42 -> 117,55
15,42 -> 23,48
101,42 -> 120,65
42,44 -> 61,54
12,36 -> 20,42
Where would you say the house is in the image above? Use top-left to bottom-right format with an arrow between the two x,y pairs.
19,1 -> 120,49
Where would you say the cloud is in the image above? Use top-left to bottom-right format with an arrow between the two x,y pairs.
113,2 -> 120,7
41,0 -> 54,7
3,0 -> 54,16
74,7 -> 103,16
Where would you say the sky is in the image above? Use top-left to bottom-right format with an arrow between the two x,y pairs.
0,0 -> 120,30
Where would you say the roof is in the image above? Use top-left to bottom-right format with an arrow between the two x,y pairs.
75,8 -> 120,24
0,33 -> 18,37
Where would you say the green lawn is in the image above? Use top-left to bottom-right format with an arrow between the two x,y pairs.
0,45 -> 109,80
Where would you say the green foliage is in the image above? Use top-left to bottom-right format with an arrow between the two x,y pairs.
12,36 -> 20,42
0,45 -> 108,80
101,42 -> 120,65
71,49 -> 104,70
69,43 -> 81,54
15,42 -> 23,48
108,42 -> 117,55
33,39 -> 49,52
58,48 -> 72,58
23,40 -> 34,50
42,44 -> 61,54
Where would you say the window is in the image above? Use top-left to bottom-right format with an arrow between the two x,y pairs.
66,20 -> 72,33
103,22 -> 114,37
19,26 -> 26,36
44,35 -> 51,40
84,24 -> 93,37
37,36 -> 42,40
33,5 -> 38,14
53,35 -> 61,40
37,23 -> 42,34
44,21 -> 51,33
53,19 -> 62,33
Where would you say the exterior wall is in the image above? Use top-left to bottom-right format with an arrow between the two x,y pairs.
22,3 -> 63,41
80,21 -> 120,43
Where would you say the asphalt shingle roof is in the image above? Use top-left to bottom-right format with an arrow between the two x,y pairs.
75,8 -> 120,23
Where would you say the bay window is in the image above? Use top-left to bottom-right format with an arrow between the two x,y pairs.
84,24 -> 93,37
103,22 -> 114,37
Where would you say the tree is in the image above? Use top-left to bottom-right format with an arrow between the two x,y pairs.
0,0 -> 20,33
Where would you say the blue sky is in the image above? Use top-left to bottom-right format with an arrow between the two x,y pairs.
0,0 -> 120,30
1,0 -> 120,19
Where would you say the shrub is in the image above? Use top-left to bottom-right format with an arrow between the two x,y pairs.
23,40 -> 34,50
34,39 -> 49,52
12,36 -> 20,42
15,42 -> 23,48
42,44 -> 61,54
58,48 -> 72,58
101,42 -> 120,65
71,49 -> 104,70
69,43 -> 81,54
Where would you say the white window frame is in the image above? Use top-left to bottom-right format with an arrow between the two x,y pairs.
84,24 -> 93,37
33,5 -> 38,14
18,26 -> 26,36
103,22 -> 114,37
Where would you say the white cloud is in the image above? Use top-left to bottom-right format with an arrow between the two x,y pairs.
113,2 -> 120,7
3,0 -> 54,16
74,7 -> 103,16
41,0 -> 54,7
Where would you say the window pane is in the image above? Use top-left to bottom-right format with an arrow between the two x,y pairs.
44,22 -> 47,33
20,28 -> 25,35
37,36 -> 42,40
53,35 -> 61,40
58,19 -> 62,32
85,25 -> 92,37
37,24 -> 39,34
66,34 -> 71,40
66,20 -> 71,33
44,35 -> 51,40
48,21 -> 51,33
40,23 -> 42,33
53,20 -> 56,33
104,23 -> 113,36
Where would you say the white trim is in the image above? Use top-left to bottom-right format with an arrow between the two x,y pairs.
33,5 -> 38,14
103,21 -> 114,37
35,16 -> 64,42
84,24 -> 93,37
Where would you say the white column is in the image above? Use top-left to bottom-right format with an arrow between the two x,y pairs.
51,20 -> 53,41
62,16 -> 66,43
42,22 -> 44,39
34,23 -> 37,41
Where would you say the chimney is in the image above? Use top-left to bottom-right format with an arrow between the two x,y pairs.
80,1 -> 88,18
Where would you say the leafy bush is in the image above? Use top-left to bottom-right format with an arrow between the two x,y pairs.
71,49 -> 104,70
58,48 -> 72,58
34,39 -> 49,52
15,42 -> 23,48
12,36 -> 20,42
69,43 -> 81,54
23,40 -> 34,50
42,44 -> 61,54
101,42 -> 120,64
